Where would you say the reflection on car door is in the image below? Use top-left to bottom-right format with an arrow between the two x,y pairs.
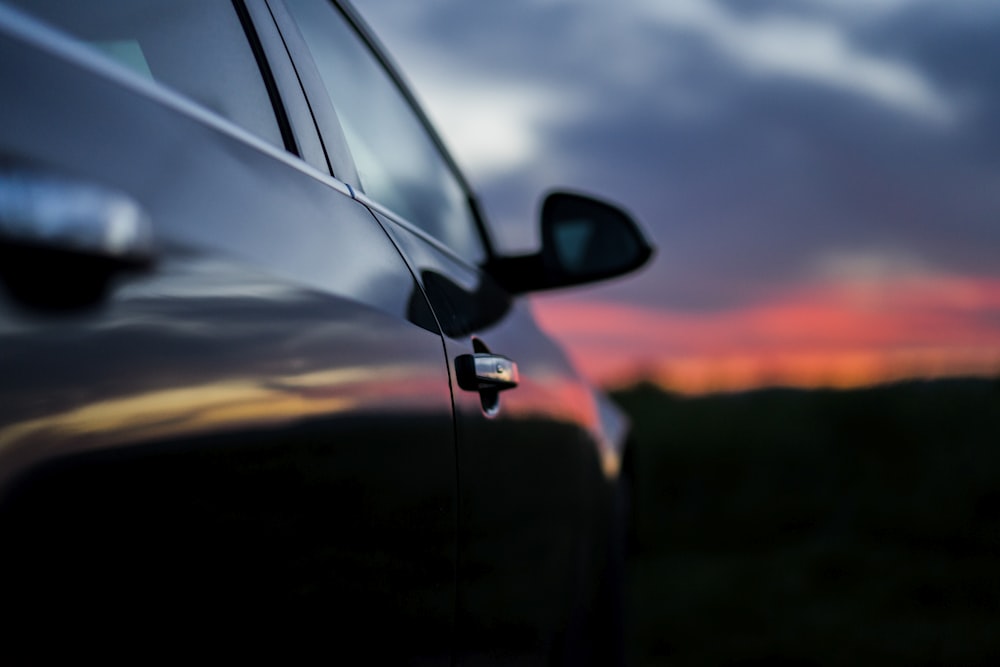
273,0 -> 619,661
375,213 -> 616,664
0,4 -> 456,661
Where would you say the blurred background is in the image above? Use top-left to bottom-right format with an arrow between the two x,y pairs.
352,0 -> 999,393
352,1 -> 1000,664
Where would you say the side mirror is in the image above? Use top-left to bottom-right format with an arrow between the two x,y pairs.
541,191 -> 652,283
487,191 -> 654,294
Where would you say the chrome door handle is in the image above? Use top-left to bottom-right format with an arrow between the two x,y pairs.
0,172 -> 155,309
0,172 -> 154,265
455,353 -> 519,392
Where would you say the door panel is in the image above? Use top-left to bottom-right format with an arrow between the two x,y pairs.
0,13 -> 456,662
372,210 -> 616,664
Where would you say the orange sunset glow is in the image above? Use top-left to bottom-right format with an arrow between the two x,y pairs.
534,273 -> 1000,394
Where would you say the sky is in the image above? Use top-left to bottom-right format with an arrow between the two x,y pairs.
351,0 -> 1000,392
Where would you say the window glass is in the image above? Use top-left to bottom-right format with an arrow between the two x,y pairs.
8,0 -> 285,151
285,0 -> 484,262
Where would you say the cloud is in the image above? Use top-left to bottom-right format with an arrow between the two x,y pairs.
532,274 -> 1000,390
798,0 -> 989,18
813,249 -> 930,283
352,2 -> 584,180
411,75 -> 572,180
633,0 -> 957,124
353,0 -> 1000,317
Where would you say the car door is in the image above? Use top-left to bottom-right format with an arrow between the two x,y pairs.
273,1 -> 624,662
0,1 -> 457,661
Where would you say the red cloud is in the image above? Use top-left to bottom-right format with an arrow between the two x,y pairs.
532,275 -> 1000,393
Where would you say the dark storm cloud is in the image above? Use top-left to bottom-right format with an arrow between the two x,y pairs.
861,3 -> 1000,155
546,66 -> 1000,310
352,0 -> 1000,312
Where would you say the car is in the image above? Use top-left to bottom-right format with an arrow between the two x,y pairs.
0,0 -> 653,663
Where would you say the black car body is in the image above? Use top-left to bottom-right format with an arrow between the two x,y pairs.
0,1 -> 652,663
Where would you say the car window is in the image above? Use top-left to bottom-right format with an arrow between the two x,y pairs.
6,0 -> 286,151
284,0 -> 485,263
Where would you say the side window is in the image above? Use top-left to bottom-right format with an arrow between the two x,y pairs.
7,0 -> 286,151
284,0 -> 485,262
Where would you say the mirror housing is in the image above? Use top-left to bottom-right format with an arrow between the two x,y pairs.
487,191 -> 654,294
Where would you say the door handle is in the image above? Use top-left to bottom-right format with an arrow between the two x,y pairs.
455,353 -> 519,392
0,172 -> 154,265
0,172 -> 155,309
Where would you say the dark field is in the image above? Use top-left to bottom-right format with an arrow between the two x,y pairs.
613,377 -> 1000,666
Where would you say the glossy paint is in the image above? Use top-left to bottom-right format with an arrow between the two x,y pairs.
0,1 -> 632,663
0,7 -> 455,659
370,207 -> 619,664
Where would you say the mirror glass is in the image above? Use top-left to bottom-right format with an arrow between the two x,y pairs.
542,192 -> 648,279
